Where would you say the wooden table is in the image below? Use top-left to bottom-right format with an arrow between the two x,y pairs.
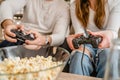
58,72 -> 102,80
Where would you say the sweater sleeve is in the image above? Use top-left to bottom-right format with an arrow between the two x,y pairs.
0,0 -> 28,24
70,1 -> 84,34
50,3 -> 70,46
106,0 -> 120,39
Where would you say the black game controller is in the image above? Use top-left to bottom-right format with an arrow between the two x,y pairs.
72,34 -> 102,49
11,29 -> 35,42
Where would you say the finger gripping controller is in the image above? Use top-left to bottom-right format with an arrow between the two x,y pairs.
72,34 -> 102,49
11,29 -> 35,42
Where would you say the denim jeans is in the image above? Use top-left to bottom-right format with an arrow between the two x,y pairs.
69,44 -> 109,78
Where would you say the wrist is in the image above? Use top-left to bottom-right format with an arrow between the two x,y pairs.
45,36 -> 49,45
45,35 -> 51,46
1,19 -> 14,29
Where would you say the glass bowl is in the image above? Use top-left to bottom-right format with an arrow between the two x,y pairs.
0,45 -> 70,80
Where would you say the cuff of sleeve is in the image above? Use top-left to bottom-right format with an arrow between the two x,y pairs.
50,35 -> 64,46
111,30 -> 118,39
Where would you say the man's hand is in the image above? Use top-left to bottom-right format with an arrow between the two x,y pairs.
23,44 -> 41,50
24,30 -> 51,50
2,19 -> 24,42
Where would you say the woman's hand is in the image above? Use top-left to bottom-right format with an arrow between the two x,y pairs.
67,33 -> 92,58
88,30 -> 113,48
66,34 -> 82,50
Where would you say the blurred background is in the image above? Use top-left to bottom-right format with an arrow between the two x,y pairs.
0,0 -> 120,42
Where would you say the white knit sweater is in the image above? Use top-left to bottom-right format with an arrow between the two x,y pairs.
70,0 -> 120,39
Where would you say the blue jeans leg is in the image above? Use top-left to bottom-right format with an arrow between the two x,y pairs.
69,51 -> 94,76
96,48 -> 109,78
69,45 -> 109,78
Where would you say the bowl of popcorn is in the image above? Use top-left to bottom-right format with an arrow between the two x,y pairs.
0,45 -> 70,80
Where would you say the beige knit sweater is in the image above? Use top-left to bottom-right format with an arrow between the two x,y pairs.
0,0 -> 70,46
